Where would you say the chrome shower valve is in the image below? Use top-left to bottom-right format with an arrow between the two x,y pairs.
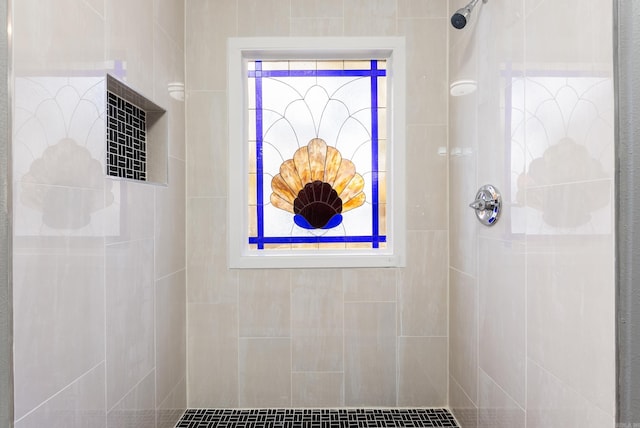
469,184 -> 502,226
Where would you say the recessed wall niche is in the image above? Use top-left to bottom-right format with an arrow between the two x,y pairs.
106,74 -> 168,184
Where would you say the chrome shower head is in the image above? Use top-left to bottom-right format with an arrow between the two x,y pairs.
451,0 -> 487,30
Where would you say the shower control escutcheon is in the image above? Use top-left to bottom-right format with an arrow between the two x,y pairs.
469,185 -> 502,226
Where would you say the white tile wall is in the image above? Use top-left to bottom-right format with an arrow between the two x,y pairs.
14,364 -> 106,428
239,338 -> 292,407
105,239 -> 155,409
11,0 -> 186,426
187,302 -> 239,408
449,268 -> 478,405
13,241 -> 105,420
449,0 -> 615,426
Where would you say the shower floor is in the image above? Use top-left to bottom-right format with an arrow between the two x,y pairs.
175,408 -> 459,428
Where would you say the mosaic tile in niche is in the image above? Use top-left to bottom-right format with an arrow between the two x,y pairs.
105,74 -> 168,185
107,91 -> 147,180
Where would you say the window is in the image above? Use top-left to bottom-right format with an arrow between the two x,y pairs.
228,38 -> 405,268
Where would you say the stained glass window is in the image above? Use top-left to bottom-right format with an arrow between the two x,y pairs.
227,37 -> 406,268
247,59 -> 387,251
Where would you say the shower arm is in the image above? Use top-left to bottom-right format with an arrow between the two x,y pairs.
464,0 -> 480,13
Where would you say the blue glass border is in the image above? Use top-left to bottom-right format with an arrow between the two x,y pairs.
249,60 -> 387,249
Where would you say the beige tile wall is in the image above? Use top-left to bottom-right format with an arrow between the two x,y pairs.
448,0 -> 615,427
186,0 -> 449,407
11,0 -> 186,426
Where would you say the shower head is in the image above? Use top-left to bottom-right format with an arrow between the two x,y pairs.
451,0 -> 487,30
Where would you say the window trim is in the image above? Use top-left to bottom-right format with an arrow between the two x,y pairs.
227,37 -> 406,269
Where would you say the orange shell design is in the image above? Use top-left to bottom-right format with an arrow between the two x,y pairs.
270,138 -> 366,228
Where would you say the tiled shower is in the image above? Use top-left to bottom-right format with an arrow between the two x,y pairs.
6,0 -> 615,427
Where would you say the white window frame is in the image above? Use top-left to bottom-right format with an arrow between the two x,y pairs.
227,37 -> 406,269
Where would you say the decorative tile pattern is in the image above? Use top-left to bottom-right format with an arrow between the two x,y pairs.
107,91 -> 147,180
176,409 -> 459,428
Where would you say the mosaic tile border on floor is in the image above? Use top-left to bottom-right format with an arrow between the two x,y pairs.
176,408 -> 459,428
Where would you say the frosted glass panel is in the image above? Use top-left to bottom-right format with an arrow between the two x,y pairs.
247,60 -> 387,250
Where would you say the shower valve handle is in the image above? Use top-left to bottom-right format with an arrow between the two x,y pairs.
468,185 -> 502,226
468,199 -> 497,211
